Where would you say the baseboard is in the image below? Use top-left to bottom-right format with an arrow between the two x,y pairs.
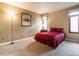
65,38 -> 79,43
0,36 -> 34,45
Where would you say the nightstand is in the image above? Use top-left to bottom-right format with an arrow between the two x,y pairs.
40,30 -> 48,32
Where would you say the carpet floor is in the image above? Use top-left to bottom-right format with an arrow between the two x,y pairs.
0,37 -> 79,56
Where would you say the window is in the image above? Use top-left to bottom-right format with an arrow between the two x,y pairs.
41,14 -> 48,30
69,11 -> 79,33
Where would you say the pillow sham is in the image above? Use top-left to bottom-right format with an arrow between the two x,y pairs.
50,28 -> 56,31
50,28 -> 63,32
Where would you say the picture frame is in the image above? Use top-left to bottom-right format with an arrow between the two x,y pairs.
21,13 -> 31,27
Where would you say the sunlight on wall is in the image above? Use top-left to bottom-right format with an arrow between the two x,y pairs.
37,18 -> 42,32
5,9 -> 16,23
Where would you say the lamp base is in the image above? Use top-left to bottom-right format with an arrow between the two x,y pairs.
10,42 -> 14,44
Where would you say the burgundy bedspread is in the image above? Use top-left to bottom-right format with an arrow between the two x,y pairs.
35,32 -> 65,49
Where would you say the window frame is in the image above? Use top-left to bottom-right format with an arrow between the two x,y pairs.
69,14 -> 79,33
41,14 -> 48,30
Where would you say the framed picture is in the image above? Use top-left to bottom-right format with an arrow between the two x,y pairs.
21,13 -> 31,27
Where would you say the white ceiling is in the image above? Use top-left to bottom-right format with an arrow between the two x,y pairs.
5,2 -> 79,14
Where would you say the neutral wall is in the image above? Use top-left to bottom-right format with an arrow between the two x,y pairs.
0,3 -> 41,43
48,9 -> 79,41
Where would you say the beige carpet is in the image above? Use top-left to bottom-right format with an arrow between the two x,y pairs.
0,37 -> 79,56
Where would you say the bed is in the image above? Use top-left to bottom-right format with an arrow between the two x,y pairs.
34,28 -> 65,49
